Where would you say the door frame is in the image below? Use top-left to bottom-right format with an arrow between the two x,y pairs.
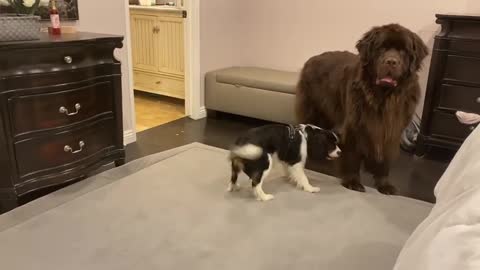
125,0 -> 203,142
183,0 -> 204,119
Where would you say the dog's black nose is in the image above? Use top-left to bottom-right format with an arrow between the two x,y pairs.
337,150 -> 342,157
385,57 -> 399,67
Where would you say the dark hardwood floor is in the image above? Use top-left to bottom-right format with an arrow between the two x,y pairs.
127,113 -> 452,203
7,112 -> 450,214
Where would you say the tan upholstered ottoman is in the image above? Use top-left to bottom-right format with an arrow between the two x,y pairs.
205,67 -> 299,124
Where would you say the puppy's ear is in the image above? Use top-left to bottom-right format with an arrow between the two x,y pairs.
356,27 -> 380,66
307,133 -> 328,160
409,31 -> 429,73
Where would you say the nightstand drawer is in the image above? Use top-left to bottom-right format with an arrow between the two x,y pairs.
430,111 -> 477,141
444,55 -> 480,84
1,44 -> 115,77
9,81 -> 114,137
438,84 -> 480,113
14,118 -> 116,180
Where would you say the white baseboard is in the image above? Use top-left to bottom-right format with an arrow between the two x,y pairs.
189,106 -> 207,120
123,129 -> 137,145
198,106 -> 207,118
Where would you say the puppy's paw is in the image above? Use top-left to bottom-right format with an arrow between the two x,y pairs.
304,186 -> 321,193
342,182 -> 366,192
227,183 -> 240,192
377,184 -> 397,195
257,194 -> 275,201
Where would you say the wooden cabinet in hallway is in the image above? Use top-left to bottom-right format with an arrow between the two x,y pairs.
130,8 -> 185,99
130,14 -> 158,73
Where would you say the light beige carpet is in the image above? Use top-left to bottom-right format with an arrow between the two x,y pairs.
0,143 -> 432,270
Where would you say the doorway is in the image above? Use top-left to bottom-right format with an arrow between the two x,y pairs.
127,0 -> 195,132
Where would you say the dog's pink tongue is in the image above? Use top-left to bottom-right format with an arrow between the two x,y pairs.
376,77 -> 398,86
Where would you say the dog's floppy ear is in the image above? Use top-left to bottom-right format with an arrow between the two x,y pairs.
307,132 -> 328,160
409,31 -> 429,73
356,26 -> 380,66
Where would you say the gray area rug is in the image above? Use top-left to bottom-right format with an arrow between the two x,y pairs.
0,143 -> 432,270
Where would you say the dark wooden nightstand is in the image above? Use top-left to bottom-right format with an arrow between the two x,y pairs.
0,32 -> 125,212
417,14 -> 480,156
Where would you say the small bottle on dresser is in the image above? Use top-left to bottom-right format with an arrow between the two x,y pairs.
49,0 -> 61,35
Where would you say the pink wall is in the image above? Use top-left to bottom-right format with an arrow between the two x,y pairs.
200,0 -> 247,105
200,0 -> 480,115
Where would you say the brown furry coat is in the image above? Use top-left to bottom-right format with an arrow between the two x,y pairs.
296,24 -> 428,194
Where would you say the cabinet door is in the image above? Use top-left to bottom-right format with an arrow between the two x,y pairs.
156,16 -> 185,77
130,14 -> 158,72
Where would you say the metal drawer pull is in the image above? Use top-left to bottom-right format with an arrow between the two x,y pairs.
64,56 -> 73,64
476,97 -> 480,104
64,141 -> 85,154
59,103 -> 81,116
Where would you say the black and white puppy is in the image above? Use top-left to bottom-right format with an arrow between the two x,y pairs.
228,124 -> 341,201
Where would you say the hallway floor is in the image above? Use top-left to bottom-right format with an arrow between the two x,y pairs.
134,91 -> 185,132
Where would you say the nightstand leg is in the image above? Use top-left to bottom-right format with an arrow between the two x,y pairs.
115,158 -> 126,167
415,135 -> 427,157
0,195 -> 19,214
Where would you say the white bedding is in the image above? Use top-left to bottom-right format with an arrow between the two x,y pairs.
394,127 -> 480,270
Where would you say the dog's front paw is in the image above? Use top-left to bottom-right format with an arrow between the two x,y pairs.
257,194 -> 275,201
304,186 -> 321,193
342,181 -> 366,192
377,184 -> 397,195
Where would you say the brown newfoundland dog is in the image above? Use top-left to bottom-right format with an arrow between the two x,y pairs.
296,24 -> 428,195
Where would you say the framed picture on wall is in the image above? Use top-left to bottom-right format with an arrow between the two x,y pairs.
0,0 -> 79,21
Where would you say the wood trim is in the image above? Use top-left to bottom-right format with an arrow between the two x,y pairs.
124,129 -> 136,145
126,0 -> 202,124
124,0 -> 138,144
197,106 -> 207,119
184,0 -> 203,119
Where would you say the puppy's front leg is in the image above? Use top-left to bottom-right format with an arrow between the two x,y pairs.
288,163 -> 320,193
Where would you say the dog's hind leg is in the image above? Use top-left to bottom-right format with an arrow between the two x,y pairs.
227,158 -> 242,192
252,154 -> 274,201
288,163 -> 321,193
